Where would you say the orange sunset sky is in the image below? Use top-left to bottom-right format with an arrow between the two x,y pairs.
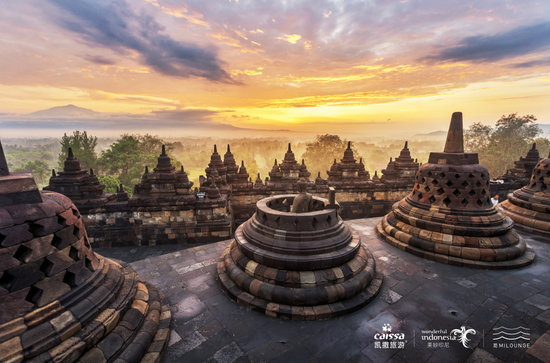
1,0 -> 550,137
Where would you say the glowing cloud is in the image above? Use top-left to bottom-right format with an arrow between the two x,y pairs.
277,34 -> 302,44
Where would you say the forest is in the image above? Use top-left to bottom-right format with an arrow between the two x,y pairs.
2,113 -> 545,196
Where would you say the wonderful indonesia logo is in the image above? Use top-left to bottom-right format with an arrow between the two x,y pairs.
419,326 -> 477,349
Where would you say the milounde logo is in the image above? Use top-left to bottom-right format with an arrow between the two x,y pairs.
451,326 -> 476,348
374,324 -> 405,340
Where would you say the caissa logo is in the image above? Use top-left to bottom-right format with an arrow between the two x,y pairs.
374,324 -> 405,340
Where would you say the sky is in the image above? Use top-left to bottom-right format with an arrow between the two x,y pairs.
1,0 -> 550,137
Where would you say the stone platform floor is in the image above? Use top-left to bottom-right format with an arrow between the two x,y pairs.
95,217 -> 550,363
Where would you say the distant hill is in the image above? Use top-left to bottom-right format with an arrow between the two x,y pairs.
27,104 -> 101,118
413,130 -> 446,138
3,104 -> 293,136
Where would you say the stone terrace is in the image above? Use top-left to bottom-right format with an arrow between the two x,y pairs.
95,217 -> 550,363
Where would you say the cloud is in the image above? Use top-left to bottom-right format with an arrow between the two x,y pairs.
149,108 -> 227,121
510,59 -> 550,68
85,55 -> 116,65
277,34 -> 302,44
47,0 -> 237,83
484,95 -> 544,101
425,22 -> 550,63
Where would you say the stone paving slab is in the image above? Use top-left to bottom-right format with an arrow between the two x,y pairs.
95,217 -> 550,363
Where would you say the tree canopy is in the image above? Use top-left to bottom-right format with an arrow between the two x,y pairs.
464,113 -> 542,178
58,130 -> 98,170
14,160 -> 49,184
98,134 -> 181,191
97,175 -> 128,195
301,134 -> 361,177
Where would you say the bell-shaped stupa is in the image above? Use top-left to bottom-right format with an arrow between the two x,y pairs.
499,151 -> 550,237
0,140 -> 171,363
376,113 -> 535,269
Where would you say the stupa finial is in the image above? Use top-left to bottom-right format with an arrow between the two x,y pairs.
288,143 -> 292,152
161,145 -> 166,156
532,143 -> 536,150
404,141 -> 408,149
68,147 -> 74,158
443,112 -> 464,153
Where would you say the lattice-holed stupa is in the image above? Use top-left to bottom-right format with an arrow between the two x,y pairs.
0,141 -> 171,363
216,182 -> 383,320
376,112 -> 535,269
499,151 -> 550,237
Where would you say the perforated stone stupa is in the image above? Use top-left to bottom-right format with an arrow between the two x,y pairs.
216,189 -> 383,320
376,112 -> 535,269
499,151 -> 550,237
0,141 -> 171,363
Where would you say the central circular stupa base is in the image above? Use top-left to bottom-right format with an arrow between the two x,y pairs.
216,194 -> 382,320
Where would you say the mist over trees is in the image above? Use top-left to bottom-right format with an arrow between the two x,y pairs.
5,112 -> 549,192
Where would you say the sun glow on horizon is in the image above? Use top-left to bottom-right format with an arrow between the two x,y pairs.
1,0 -> 550,137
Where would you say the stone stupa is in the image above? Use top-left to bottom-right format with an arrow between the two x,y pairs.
216,179 -> 383,320
507,143 -> 541,183
0,141 -> 171,363
376,112 -> 535,269
499,151 -> 550,237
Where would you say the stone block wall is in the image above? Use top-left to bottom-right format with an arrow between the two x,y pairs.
229,183 -> 413,225
77,196 -> 231,248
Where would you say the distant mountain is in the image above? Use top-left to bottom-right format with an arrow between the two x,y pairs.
27,104 -> 101,118
413,130 -> 446,138
3,104 -> 293,135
